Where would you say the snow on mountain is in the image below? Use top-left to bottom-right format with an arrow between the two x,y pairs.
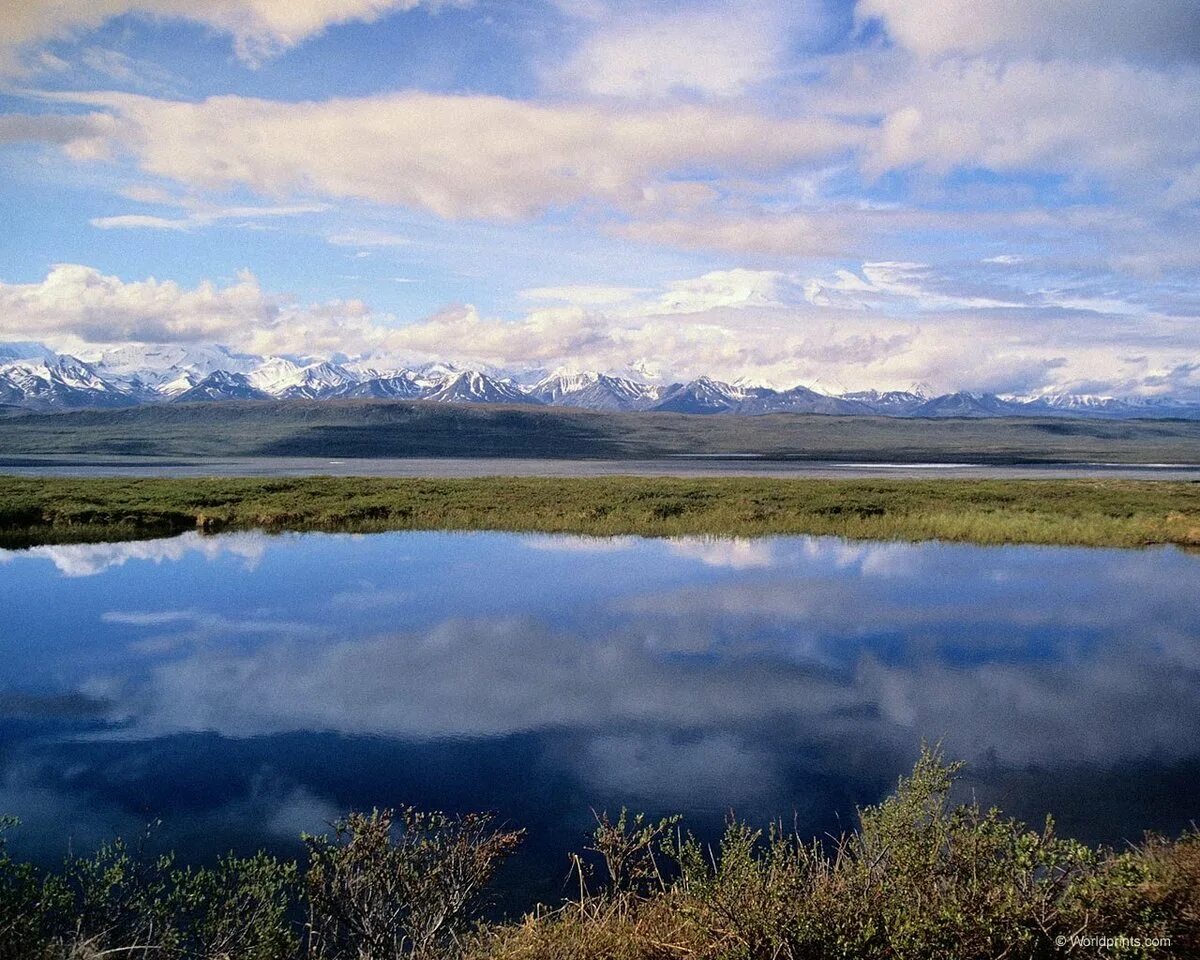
531,371 -> 602,404
93,343 -> 257,390
652,377 -> 752,414
741,385 -> 870,415
1030,393 -> 1122,410
529,371 -> 658,410
4,340 -> 1200,419
423,370 -> 542,405
0,354 -> 138,410
272,361 -> 358,399
246,357 -> 305,394
910,392 -> 1027,418
172,371 -> 270,403
158,372 -> 200,397
841,390 -> 929,415
337,372 -> 427,399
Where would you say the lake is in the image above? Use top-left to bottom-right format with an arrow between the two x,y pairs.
2,529 -> 1199,906
4,455 -> 1200,480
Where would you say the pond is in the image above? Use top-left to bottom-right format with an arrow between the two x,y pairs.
2,530 -> 1199,905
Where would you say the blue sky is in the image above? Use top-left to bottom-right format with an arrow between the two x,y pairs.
0,0 -> 1198,395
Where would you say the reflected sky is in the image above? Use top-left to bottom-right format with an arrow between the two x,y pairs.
2,530 -> 1199,900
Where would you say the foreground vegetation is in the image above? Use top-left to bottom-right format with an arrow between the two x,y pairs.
2,475 -> 1200,549
1,750 -> 1196,959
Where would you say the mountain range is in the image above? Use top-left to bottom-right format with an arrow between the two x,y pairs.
2,342 -> 1199,420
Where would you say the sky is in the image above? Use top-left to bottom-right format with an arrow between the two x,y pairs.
0,0 -> 1198,395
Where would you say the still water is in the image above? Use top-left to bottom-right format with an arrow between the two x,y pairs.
2,530 -> 1199,902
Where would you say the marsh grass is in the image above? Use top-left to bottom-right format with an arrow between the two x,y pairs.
1,475 -> 1200,549
1,750 -> 1197,959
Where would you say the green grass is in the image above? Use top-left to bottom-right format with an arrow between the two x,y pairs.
2,475 -> 1200,548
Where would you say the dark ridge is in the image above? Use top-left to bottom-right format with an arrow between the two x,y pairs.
0,399 -> 1199,463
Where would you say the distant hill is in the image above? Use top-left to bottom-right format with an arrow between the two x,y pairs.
1,399 -> 1198,464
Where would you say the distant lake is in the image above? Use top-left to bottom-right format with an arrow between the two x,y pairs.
5,455 -> 1200,480
2,530 -> 1199,906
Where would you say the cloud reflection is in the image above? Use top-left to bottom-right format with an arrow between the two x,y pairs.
3,530 -> 1199,853
1,532 -> 269,577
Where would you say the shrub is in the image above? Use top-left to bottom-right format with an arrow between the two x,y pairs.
0,752 -> 1196,959
304,808 -> 524,959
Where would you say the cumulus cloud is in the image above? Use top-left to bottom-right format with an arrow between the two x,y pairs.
0,264 -> 392,358
0,0 -> 452,74
4,260 -> 1199,396
0,264 -> 285,345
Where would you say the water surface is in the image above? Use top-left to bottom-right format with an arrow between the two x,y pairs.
4,454 -> 1200,479
2,530 -> 1198,902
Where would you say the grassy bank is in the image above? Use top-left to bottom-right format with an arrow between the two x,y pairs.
2,750 -> 1196,959
2,475 -> 1200,549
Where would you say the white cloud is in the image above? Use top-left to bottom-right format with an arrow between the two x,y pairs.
26,89 -> 861,220
826,55 -> 1200,194
665,537 -> 779,569
9,532 -> 267,578
0,111 -> 116,150
0,264 -> 283,345
616,209 -> 854,257
326,229 -> 412,248
553,6 -> 785,99
3,261 -> 1198,398
650,269 -> 788,313
89,213 -> 190,230
0,0 -> 453,74
857,0 -> 1200,64
90,195 -> 330,231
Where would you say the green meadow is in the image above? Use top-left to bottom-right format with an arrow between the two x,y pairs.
2,475 -> 1199,548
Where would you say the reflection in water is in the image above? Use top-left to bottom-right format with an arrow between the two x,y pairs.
1,530 -> 1199,897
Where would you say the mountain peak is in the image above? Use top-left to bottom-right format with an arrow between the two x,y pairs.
3,340 -> 1200,420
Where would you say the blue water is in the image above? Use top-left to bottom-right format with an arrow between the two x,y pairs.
2,530 -> 1199,902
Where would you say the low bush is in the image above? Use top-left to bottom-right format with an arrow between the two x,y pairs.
0,750 -> 1195,959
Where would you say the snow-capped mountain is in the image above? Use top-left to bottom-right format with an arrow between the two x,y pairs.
910,392 -> 1027,418
653,376 -> 751,414
532,371 -> 660,410
272,361 -> 359,400
4,340 -> 1200,420
423,370 -> 540,405
92,343 -> 257,393
0,355 -> 137,410
174,371 -> 271,403
246,357 -> 305,395
336,372 -> 427,399
740,385 -> 871,416
531,371 -> 604,405
842,390 -> 929,415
